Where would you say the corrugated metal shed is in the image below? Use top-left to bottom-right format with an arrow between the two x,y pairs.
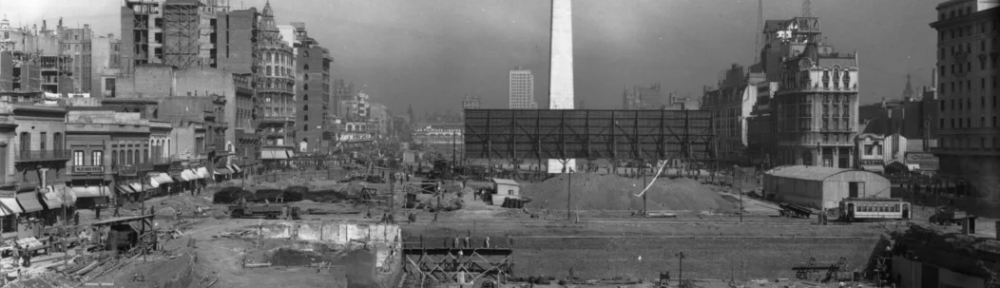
491,178 -> 520,186
765,165 -> 853,181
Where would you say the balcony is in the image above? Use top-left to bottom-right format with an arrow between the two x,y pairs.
15,150 -> 71,162
259,115 -> 295,124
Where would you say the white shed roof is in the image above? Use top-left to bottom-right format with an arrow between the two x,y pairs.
765,165 -> 858,181
491,178 -> 520,186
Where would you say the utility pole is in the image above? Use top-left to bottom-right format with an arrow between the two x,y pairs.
565,160 -> 572,221
642,159 -> 647,216
676,252 -> 686,286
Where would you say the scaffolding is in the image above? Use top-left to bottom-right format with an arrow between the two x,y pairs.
163,0 -> 201,69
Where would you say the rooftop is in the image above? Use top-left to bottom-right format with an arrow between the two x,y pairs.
765,165 -> 858,181
491,178 -> 520,186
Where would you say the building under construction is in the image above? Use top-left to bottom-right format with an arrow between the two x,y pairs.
121,0 -> 229,72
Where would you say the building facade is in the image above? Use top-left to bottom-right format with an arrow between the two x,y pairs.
255,2 -> 296,167
929,0 -> 1000,198
702,64 -> 763,165
508,68 -> 537,109
290,23 -> 333,154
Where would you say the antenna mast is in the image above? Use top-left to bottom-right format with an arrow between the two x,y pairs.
802,0 -> 812,17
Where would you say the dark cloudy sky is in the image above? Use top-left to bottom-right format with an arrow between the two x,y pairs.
5,0 -> 940,114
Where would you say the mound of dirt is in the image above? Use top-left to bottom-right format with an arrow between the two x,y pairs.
523,174 -> 735,212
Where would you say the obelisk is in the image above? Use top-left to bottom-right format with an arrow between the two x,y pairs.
549,0 -> 574,110
548,0 -> 576,174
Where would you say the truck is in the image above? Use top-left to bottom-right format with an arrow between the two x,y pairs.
929,207 -> 969,225
229,201 -> 302,220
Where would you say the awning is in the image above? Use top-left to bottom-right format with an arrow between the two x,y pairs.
214,167 -> 232,175
117,184 -> 136,195
862,165 -> 885,172
155,174 -> 174,185
261,150 -> 289,160
196,167 -> 210,178
230,164 -> 243,173
129,183 -> 144,193
0,198 -> 21,216
142,183 -> 155,192
40,191 -> 64,209
180,169 -> 199,181
72,186 -> 109,198
16,192 -> 44,213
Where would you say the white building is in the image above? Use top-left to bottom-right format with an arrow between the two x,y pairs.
508,67 -> 537,109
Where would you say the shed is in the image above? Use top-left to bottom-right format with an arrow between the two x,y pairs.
763,165 -> 891,209
490,178 -> 521,207
491,178 -> 521,196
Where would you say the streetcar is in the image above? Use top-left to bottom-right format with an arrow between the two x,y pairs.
838,198 -> 911,222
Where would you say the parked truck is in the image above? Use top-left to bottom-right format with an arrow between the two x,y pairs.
929,207 -> 969,225
229,200 -> 301,220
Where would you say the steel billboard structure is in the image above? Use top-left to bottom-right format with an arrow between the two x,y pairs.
463,109 -> 715,161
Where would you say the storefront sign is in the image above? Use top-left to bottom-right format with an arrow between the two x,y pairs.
118,165 -> 137,177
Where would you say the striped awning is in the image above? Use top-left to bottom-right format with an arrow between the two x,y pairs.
117,184 -> 136,194
129,183 -> 144,193
230,164 -> 242,173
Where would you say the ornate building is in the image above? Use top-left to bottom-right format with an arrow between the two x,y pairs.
255,1 -> 297,166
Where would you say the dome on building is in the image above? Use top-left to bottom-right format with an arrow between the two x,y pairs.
262,1 -> 273,17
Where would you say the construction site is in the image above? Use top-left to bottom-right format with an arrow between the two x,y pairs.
3,103 -> 990,288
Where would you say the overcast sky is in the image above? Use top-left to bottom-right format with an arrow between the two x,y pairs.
3,0 -> 940,114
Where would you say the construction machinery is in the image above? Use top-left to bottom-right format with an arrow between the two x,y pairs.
778,202 -> 816,218
228,200 -> 301,220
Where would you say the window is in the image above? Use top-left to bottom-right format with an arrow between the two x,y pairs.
127,150 -> 134,165
143,149 -> 148,164
303,105 -> 308,111
304,64 -> 309,71
304,84 -> 308,91
92,151 -> 103,166
304,74 -> 309,81
303,94 -> 308,101
19,132 -> 30,153
40,132 -> 47,151
304,115 -> 309,121
73,151 -> 85,166
303,125 -> 309,132
54,132 -> 63,152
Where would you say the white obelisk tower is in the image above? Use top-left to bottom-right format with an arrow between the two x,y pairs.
549,0 -> 574,110
548,0 -> 576,173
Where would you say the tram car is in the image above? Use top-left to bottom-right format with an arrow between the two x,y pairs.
838,198 -> 911,222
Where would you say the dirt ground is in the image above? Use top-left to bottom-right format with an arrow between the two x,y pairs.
12,169 -> 900,288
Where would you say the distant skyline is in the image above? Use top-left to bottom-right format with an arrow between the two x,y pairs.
3,0 -> 940,114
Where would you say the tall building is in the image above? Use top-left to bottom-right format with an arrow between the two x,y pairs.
59,25 -> 92,93
332,79 -> 355,117
508,67 -> 536,109
702,64 -> 764,165
622,83 -> 663,110
289,23 -> 333,154
929,0 -> 999,198
253,1 -> 296,166
752,16 -> 861,168
121,0 -> 227,71
91,34 -> 122,97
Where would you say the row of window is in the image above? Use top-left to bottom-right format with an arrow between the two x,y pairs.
940,137 -> 1000,149
72,149 -> 152,167
940,116 -> 998,130
939,76 -> 998,97
18,132 -> 63,152
941,94 -> 998,112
